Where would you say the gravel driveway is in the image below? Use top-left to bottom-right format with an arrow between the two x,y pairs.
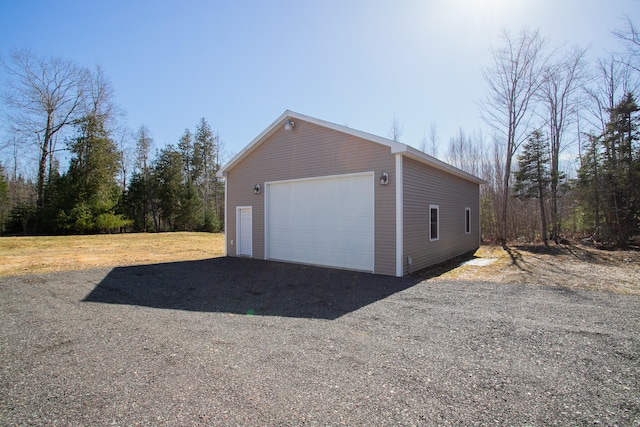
1,257 -> 639,426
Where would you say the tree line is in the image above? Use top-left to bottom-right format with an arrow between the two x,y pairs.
437,18 -> 639,248
126,119 -> 224,233
0,49 -> 224,234
1,18 -> 639,245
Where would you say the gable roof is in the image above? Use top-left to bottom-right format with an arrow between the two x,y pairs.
218,110 -> 485,185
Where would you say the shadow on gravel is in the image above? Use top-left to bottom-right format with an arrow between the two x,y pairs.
83,257 -> 434,320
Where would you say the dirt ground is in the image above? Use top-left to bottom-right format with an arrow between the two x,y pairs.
432,244 -> 640,296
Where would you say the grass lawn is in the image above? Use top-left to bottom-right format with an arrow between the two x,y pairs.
0,232 -> 225,277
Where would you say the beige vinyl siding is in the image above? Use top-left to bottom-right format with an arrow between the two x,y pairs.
226,119 -> 397,276
403,157 -> 480,274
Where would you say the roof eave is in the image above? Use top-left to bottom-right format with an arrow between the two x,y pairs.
392,145 -> 486,185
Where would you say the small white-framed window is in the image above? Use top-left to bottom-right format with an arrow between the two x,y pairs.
429,205 -> 439,241
465,207 -> 471,234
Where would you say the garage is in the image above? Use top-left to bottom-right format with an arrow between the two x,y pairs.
265,172 -> 374,272
219,110 -> 483,276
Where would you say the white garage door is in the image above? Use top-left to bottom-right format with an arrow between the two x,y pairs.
266,172 -> 374,272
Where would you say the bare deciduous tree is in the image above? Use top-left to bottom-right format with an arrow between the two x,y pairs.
613,15 -> 640,74
584,55 -> 636,134
479,28 -> 547,243
0,49 -> 88,208
478,137 -> 505,242
85,65 -> 118,125
428,123 -> 439,157
387,116 -> 403,142
446,128 -> 484,178
540,45 -> 588,242
115,127 -> 135,192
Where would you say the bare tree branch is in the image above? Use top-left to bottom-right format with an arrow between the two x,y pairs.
612,15 -> 640,74
387,117 -> 403,142
0,49 -> 88,208
539,45 -> 588,241
583,55 -> 637,134
478,28 -> 548,243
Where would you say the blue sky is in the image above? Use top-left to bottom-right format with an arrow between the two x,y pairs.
1,0 -> 639,169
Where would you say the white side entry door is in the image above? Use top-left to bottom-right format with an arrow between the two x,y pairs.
236,206 -> 252,257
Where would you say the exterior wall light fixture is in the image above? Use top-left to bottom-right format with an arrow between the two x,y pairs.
253,184 -> 261,194
380,172 -> 389,185
284,119 -> 295,131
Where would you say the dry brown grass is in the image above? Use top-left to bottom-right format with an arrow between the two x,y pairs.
2,235 -> 638,295
433,244 -> 640,295
0,232 -> 225,277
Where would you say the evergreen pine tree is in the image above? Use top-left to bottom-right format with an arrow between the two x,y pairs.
154,146 -> 184,230
576,134 -> 603,237
58,115 -> 130,232
177,128 -> 203,230
600,92 -> 640,245
193,118 -> 221,231
513,130 -> 552,244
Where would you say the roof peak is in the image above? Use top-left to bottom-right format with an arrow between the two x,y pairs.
219,110 -> 485,185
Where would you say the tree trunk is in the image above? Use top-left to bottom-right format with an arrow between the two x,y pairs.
36,141 -> 48,208
36,113 -> 54,208
500,151 -> 512,245
550,170 -> 558,243
538,183 -> 548,246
